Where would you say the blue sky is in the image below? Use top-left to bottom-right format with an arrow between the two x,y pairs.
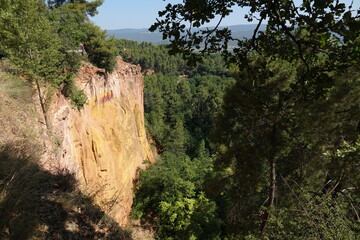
91,0 -> 359,30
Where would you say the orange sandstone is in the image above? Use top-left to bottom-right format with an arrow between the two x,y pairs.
46,57 -> 154,226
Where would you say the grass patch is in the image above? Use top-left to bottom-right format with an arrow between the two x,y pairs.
0,67 -> 39,144
0,69 -> 32,103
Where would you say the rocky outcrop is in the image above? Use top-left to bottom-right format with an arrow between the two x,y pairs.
45,57 -> 154,226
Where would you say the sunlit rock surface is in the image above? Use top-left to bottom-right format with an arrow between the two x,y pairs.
46,57 -> 154,226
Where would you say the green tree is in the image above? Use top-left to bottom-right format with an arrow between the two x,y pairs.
0,0 -> 63,81
132,152 -> 221,240
212,56 -> 359,237
84,23 -> 117,72
47,0 -> 103,16
150,0 -> 360,237
144,72 -> 234,156
150,0 -> 359,68
0,0 -> 64,128
48,0 -> 112,72
138,59 -> 237,238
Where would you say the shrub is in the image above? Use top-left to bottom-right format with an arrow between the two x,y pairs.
61,73 -> 87,109
132,152 -> 222,240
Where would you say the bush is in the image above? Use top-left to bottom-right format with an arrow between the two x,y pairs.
70,87 -> 87,110
61,73 -> 87,109
132,152 -> 222,240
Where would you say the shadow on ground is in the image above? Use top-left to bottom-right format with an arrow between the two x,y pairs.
0,142 -> 132,240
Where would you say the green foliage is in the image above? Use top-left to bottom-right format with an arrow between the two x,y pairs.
132,152 -> 221,240
48,1 -> 89,72
149,0 -> 360,238
61,73 -> 87,109
144,72 -> 234,155
259,194 -> 359,240
70,87 -> 87,110
115,39 -> 187,74
0,0 -> 115,111
131,39 -> 235,238
47,0 -> 104,17
49,0 -> 116,72
150,0 -> 359,69
210,55 -> 360,236
114,39 -> 229,76
84,23 -> 117,72
135,43 -> 235,238
0,0 -> 63,82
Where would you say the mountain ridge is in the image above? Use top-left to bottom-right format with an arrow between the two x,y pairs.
107,24 -> 266,44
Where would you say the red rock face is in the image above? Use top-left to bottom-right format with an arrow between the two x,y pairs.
45,57 -> 154,226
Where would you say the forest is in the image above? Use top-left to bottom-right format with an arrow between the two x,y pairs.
0,0 -> 359,239
126,0 -> 360,239
124,40 -> 359,239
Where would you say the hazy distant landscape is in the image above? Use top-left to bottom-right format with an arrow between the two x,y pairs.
107,24 -> 266,44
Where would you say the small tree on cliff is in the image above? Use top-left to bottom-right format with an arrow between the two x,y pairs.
0,0 -> 114,118
48,0 -> 117,72
83,23 -> 117,72
0,0 -> 64,128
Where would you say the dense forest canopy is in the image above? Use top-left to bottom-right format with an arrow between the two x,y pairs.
131,0 -> 360,239
114,39 -> 229,76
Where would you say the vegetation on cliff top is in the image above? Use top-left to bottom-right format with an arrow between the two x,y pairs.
0,0 -> 117,112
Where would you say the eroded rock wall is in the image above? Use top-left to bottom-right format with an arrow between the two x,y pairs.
46,57 -> 154,226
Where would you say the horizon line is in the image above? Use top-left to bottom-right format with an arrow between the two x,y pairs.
105,23 -> 265,31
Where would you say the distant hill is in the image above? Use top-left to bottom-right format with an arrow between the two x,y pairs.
107,24 -> 266,45
108,28 -> 166,44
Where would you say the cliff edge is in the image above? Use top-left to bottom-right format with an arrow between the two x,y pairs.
45,57 -> 154,226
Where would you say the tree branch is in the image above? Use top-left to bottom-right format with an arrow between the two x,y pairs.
251,15 -> 265,53
273,7 -> 310,73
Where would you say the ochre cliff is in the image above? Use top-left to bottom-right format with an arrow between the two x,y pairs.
45,57 -> 154,226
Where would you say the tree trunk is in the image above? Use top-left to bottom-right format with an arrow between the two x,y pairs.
35,79 -> 50,130
259,125 -> 277,234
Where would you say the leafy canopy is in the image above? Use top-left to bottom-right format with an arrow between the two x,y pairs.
150,0 -> 359,69
148,0 -> 360,238
0,0 -> 63,82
